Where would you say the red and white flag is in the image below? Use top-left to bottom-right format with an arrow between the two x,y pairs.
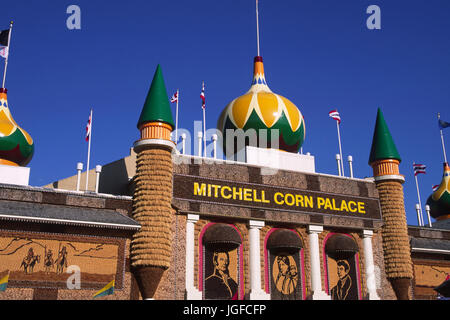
0,46 -> 8,59
413,163 -> 426,176
170,91 -> 178,103
432,184 -> 439,191
200,81 -> 205,109
85,112 -> 92,142
329,110 -> 341,124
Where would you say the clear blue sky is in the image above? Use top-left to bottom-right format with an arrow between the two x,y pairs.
1,1 -> 449,227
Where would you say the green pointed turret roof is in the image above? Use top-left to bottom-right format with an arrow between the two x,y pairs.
137,64 -> 175,129
368,108 -> 401,164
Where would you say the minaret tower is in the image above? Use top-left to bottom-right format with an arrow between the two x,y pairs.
130,64 -> 175,300
368,108 -> 413,300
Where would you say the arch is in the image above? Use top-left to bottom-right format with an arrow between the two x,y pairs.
264,228 -> 305,300
323,233 -> 362,300
199,222 -> 244,300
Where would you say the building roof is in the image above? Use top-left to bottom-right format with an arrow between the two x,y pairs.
410,237 -> 450,254
0,199 -> 140,230
137,64 -> 175,129
368,108 -> 401,164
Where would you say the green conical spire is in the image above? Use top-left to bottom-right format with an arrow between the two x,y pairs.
368,108 -> 401,164
137,64 -> 175,129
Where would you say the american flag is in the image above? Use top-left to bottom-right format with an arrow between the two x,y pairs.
200,81 -> 205,109
329,110 -> 341,124
170,91 -> 178,103
432,184 -> 439,191
413,163 -> 426,176
85,112 -> 92,142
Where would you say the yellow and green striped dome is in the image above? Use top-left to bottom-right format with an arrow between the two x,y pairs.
0,88 -> 34,166
217,56 -> 305,154
426,162 -> 450,220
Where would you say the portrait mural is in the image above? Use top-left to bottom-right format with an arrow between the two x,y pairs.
324,233 -> 361,300
266,229 -> 304,300
200,223 -> 243,300
0,231 -> 123,289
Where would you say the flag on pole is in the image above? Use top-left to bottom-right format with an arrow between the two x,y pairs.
200,81 -> 205,109
0,46 -> 7,59
329,110 -> 341,124
432,184 -> 440,192
93,280 -> 115,299
170,91 -> 178,103
0,29 -> 9,47
439,119 -> 450,130
0,273 -> 9,292
85,112 -> 92,142
413,163 -> 426,176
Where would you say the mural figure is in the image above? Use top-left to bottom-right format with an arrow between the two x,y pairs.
205,250 -> 238,299
330,259 -> 352,300
274,254 -> 298,296
43,248 -> 54,274
55,246 -> 68,274
20,248 -> 40,274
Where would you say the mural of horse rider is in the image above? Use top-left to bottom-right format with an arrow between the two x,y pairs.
55,246 -> 68,274
274,254 -> 299,297
330,259 -> 353,300
205,250 -> 238,300
20,248 -> 40,274
43,248 -> 54,274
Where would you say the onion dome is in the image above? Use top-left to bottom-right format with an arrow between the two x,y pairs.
217,56 -> 305,154
369,108 -> 401,165
0,88 -> 34,166
426,162 -> 450,220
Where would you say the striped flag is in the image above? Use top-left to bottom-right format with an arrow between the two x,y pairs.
329,110 -> 341,124
413,163 -> 426,176
0,46 -> 8,59
432,184 -> 440,192
0,273 -> 9,292
170,91 -> 178,103
200,81 -> 205,109
85,112 -> 92,142
93,280 -> 115,299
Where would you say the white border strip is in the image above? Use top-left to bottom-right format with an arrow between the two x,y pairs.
0,213 -> 140,230
411,247 -> 450,255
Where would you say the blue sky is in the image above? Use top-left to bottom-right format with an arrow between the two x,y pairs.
1,0 -> 449,227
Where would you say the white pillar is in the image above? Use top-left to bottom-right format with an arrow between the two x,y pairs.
362,230 -> 380,300
95,165 -> 102,193
348,155 -> 354,178
212,134 -> 218,159
76,162 -> 83,192
185,214 -> 202,300
181,133 -> 187,155
415,203 -> 423,226
249,220 -> 270,300
336,154 -> 342,176
425,204 -> 432,228
197,131 -> 203,157
307,225 -> 330,300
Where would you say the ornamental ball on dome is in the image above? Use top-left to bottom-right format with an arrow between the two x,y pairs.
426,162 -> 450,220
217,56 -> 305,155
0,88 -> 34,166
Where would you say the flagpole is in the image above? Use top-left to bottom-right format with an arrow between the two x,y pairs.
256,0 -> 260,56
438,113 -> 448,163
175,89 -> 179,144
336,120 -> 345,176
413,162 -> 424,226
203,101 -> 206,157
2,21 -> 13,89
85,109 -> 93,191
